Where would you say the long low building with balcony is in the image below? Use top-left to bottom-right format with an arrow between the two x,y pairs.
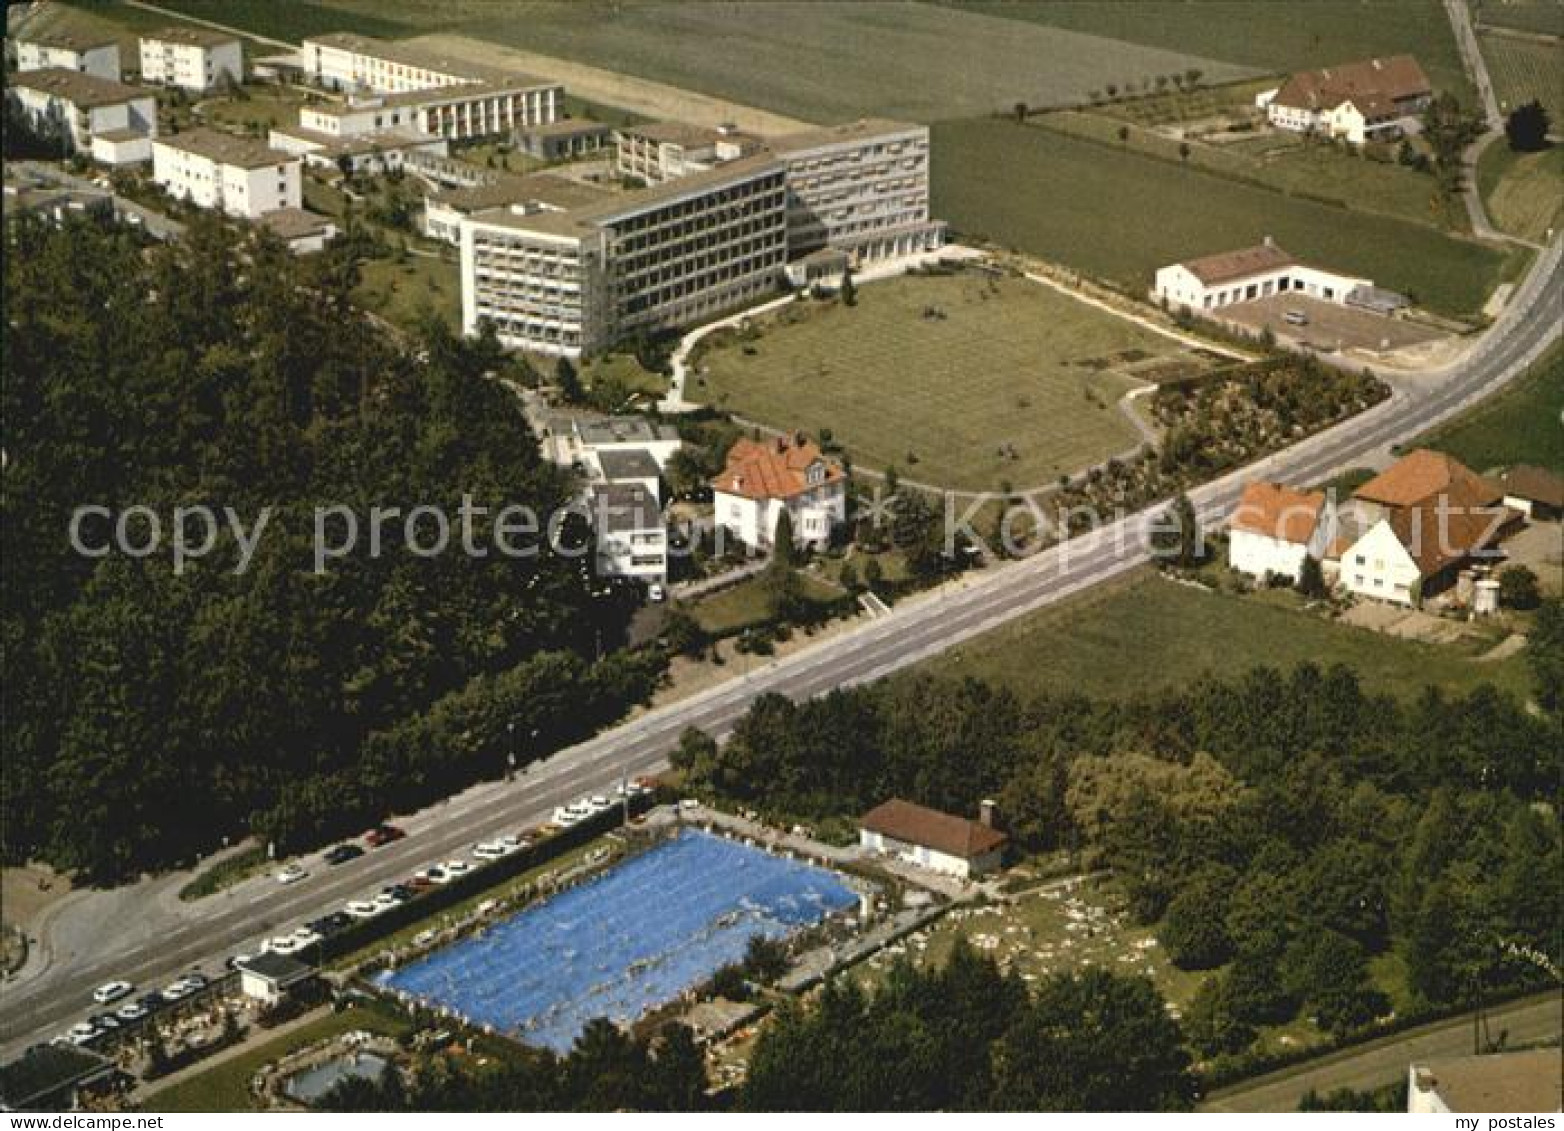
459,153 -> 789,357
268,123 -> 449,176
424,171 -> 617,245
294,77 -> 562,144
301,31 -> 512,94
152,129 -> 302,219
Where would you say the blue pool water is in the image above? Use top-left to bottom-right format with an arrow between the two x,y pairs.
378,829 -> 857,1052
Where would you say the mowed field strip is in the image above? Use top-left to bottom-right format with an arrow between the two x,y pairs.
692,273 -> 1200,493
322,0 -> 1255,123
1480,29 -> 1564,126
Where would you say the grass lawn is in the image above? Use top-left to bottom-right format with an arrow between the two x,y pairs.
1481,30 -> 1564,126
1475,0 -> 1564,36
932,118 -> 1515,317
147,0 -> 427,42
200,88 -> 313,133
689,572 -> 841,635
178,846 -> 268,902
305,0 -> 1252,124
1040,111 -> 1468,232
1412,340 -> 1564,474
53,0 -> 280,61
693,274 -> 1195,492
142,1001 -> 412,1113
926,568 -> 1533,701
941,0 -> 1475,104
354,254 -> 461,333
1477,141 -> 1564,243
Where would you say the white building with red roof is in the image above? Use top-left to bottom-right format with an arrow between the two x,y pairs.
711,433 -> 846,550
1228,480 -> 1335,582
1153,237 -> 1372,313
1258,55 -> 1433,145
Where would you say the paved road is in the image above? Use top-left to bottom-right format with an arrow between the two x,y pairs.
3,236 -> 1560,1060
1202,992 -> 1563,1112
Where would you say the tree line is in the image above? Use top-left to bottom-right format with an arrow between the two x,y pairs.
2,215 -> 652,881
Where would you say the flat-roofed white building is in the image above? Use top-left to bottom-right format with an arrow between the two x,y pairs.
591,483 -> 667,584
14,26 -> 121,80
268,123 -> 448,176
294,79 -> 560,144
422,172 -> 615,244
1153,238 -> 1372,313
153,129 -> 301,219
769,118 -> 946,267
614,121 -> 763,185
460,154 -> 789,357
139,26 -> 243,92
6,69 -> 157,161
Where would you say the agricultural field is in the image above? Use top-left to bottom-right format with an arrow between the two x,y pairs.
1477,140 -> 1564,242
1413,341 -> 1564,474
926,568 -> 1533,702
1481,30 -> 1564,128
938,0 -> 1476,103
144,0 -> 423,41
692,272 -> 1203,492
1473,0 -> 1564,37
43,1 -> 274,66
1040,109 -> 1469,231
191,0 -> 1255,124
932,118 -> 1516,316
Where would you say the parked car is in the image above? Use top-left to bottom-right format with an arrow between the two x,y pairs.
345,900 -> 382,919
648,583 -> 666,602
366,824 -> 406,848
324,843 -> 364,866
276,863 -> 308,885
264,935 -> 301,955
67,1022 -> 99,1046
135,993 -> 165,1013
160,980 -> 194,1003
289,927 -> 322,948
224,954 -> 252,972
91,980 -> 133,1006
114,1001 -> 149,1023
88,1013 -> 119,1032
181,972 -> 209,991
440,860 -> 471,880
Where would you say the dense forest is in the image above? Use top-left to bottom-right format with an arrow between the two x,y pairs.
675,627 -> 1564,1051
2,215 -> 654,881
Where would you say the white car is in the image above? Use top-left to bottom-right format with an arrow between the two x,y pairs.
552,806 -> 582,827
442,860 -> 471,879
67,1022 -> 99,1046
587,795 -> 613,813
345,900 -> 382,919
474,837 -> 522,860
263,935 -> 301,955
276,863 -> 308,885
92,980 -> 133,1006
373,891 -> 402,912
160,980 -> 194,1003
289,927 -> 322,947
114,1002 -> 149,1023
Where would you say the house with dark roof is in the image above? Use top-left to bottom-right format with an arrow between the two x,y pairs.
1260,55 -> 1433,144
1227,480 -> 1334,582
711,433 -> 846,550
1335,449 -> 1520,606
1408,1048 -> 1562,1113
235,951 -> 315,1004
1499,464 -> 1564,521
859,799 -> 1007,879
1153,237 -> 1372,314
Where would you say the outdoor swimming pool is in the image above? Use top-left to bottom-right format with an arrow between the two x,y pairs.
378,828 -> 858,1052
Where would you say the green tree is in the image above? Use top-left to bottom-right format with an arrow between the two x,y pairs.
1160,866 -> 1237,969
1150,493 -> 1204,566
1504,99 -> 1551,152
1183,973 -> 1256,1057
1296,553 -> 1327,598
555,356 -> 584,403
1499,565 -> 1540,610
1530,597 -> 1564,711
840,263 -> 857,306
1282,926 -> 1390,1037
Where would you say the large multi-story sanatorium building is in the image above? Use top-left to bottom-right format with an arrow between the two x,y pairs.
460,118 -> 944,356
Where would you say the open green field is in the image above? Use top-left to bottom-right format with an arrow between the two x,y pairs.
1477,141 -> 1564,242
1414,341 -> 1564,474
927,568 -> 1532,701
53,0 -> 282,57
146,0 -> 422,41
142,1001 -> 411,1112
354,254 -> 461,332
690,572 -> 842,635
939,0 -> 1475,103
195,0 -> 1253,123
1475,0 -> 1564,37
1041,109 -> 1468,231
1481,30 -> 1564,125
694,274 -> 1194,491
932,118 -> 1515,316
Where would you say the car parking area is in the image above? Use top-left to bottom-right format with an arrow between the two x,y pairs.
1218,294 -> 1448,354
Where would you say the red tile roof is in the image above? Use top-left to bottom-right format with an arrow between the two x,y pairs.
1231,481 -> 1325,544
712,434 -> 844,501
1179,242 -> 1296,286
1501,464 -> 1564,509
860,799 -> 1007,860
1355,449 -> 1502,509
1271,55 -> 1432,114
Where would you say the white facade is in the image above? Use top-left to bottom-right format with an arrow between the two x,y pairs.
7,71 -> 157,156
857,829 -> 1002,880
16,39 -> 120,80
152,133 -> 302,219
1230,527 -> 1312,582
268,125 -> 447,176
302,33 -> 477,94
89,130 -> 152,166
139,32 -> 243,93
591,485 -> 667,584
1338,519 -> 1422,606
1154,260 -> 1371,313
714,486 -> 846,551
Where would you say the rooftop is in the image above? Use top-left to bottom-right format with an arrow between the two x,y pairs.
860,799 -> 1008,861
15,19 -> 118,52
157,128 -> 294,169
303,31 -> 513,86
597,447 -> 662,482
430,171 -> 617,216
713,433 -> 844,502
257,207 -> 335,240
1500,464 -> 1564,509
620,120 -> 727,148
0,1044 -> 112,1110
1412,1049 -> 1562,1113
237,950 -> 314,985
522,117 -> 612,138
1355,449 -> 1502,510
1272,54 -> 1432,113
10,68 -> 149,109
770,117 -> 925,155
578,416 -> 679,447
1179,240 -> 1297,286
1231,481 -> 1325,545
272,123 -> 439,159
142,25 -> 238,49
592,482 -> 662,535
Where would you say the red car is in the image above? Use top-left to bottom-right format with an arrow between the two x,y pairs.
365,824 -> 406,848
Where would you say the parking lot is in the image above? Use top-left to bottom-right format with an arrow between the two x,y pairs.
1218,294 -> 1448,355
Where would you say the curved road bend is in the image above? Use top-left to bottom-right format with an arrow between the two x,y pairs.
3,239 -> 1560,1059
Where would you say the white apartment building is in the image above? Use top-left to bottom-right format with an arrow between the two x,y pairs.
1228,480 -> 1333,582
139,27 -> 243,93
422,172 -> 614,244
152,129 -> 301,219
269,124 -> 448,176
7,69 -> 157,162
460,154 -> 789,357
1153,239 -> 1372,313
14,27 -> 121,80
770,119 -> 946,266
711,433 -> 846,551
614,121 -> 762,185
591,483 -> 667,584
295,79 -> 560,144
301,32 -> 494,93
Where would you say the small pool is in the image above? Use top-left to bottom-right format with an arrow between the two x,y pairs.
283,1052 -> 390,1105
379,829 -> 857,1051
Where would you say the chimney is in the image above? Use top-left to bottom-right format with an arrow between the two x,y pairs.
979,799 -> 998,828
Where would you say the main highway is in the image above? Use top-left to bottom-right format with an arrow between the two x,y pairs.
3,237 -> 1560,1061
